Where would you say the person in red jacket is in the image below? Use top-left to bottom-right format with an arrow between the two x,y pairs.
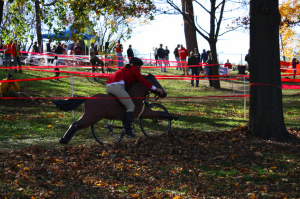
11,39 -> 22,73
3,40 -> 12,70
224,59 -> 232,69
178,44 -> 189,75
292,58 -> 299,79
105,57 -> 163,137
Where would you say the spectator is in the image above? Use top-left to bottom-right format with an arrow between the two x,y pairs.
173,44 -> 180,70
3,40 -> 12,70
0,38 -> 3,49
188,51 -> 203,87
74,42 -> 83,55
200,49 -> 208,63
245,49 -> 250,72
12,40 -> 22,73
63,44 -> 68,55
178,44 -> 189,75
194,48 -> 201,73
157,44 -> 166,72
194,48 -> 200,63
55,42 -> 63,65
114,40 -> 124,69
206,50 -> 213,87
153,47 -> 158,66
51,45 -> 56,53
200,49 -> 208,75
0,74 -> 31,100
165,46 -> 170,66
53,56 -> 60,78
127,44 -> 134,60
292,58 -> 299,79
224,59 -> 232,69
90,42 -> 104,73
33,41 -> 39,53
46,39 -> 53,64
46,39 -> 52,53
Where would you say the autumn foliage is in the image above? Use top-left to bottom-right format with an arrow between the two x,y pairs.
1,126 -> 299,198
279,0 -> 300,60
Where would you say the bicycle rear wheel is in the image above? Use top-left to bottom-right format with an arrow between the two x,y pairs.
140,103 -> 171,138
91,120 -> 124,145
86,67 -> 100,83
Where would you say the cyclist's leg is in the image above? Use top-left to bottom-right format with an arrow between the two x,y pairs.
98,59 -> 104,73
94,56 -> 104,73
106,84 -> 135,137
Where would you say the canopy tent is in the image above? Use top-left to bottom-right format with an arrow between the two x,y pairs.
42,26 -> 95,55
42,26 -> 95,40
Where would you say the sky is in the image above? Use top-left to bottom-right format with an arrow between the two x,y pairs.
123,1 -> 251,65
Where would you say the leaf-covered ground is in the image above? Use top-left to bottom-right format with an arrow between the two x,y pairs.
1,126 -> 300,198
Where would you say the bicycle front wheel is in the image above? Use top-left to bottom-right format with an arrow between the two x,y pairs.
91,120 -> 124,145
86,67 -> 100,83
139,103 -> 171,138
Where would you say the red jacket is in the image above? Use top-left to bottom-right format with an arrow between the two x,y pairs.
106,65 -> 153,90
224,63 -> 232,69
114,43 -> 123,53
178,47 -> 188,60
11,43 -> 21,57
3,44 -> 12,54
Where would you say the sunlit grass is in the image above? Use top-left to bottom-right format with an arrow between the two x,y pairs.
0,66 -> 299,151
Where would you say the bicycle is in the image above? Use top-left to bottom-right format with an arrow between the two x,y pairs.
86,66 -> 102,83
90,96 -> 172,145
86,61 -> 116,83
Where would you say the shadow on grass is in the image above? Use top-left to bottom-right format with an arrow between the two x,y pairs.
171,114 -> 246,131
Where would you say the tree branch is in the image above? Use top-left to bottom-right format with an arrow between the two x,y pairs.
194,0 -> 211,15
215,0 -> 226,41
165,0 -> 209,41
43,0 -> 58,7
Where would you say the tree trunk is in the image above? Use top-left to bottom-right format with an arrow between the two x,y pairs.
181,0 -> 198,52
209,41 -> 220,88
35,0 -> 43,53
0,0 -> 4,27
209,0 -> 220,89
249,0 -> 289,140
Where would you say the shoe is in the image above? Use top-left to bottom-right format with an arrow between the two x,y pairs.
195,85 -> 199,87
191,85 -> 194,87
122,112 -> 135,138
123,130 -> 135,138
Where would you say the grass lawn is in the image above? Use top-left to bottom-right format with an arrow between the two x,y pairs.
0,64 -> 299,198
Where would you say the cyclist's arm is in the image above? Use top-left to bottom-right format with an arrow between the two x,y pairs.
132,68 -> 163,95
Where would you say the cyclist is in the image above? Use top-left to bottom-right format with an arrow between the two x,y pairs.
105,57 -> 164,137
90,42 -> 104,73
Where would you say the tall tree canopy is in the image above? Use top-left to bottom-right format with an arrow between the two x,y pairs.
232,0 -> 300,60
279,0 -> 300,60
0,0 -> 156,51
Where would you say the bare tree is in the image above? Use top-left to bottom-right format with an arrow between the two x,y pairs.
165,0 -> 235,89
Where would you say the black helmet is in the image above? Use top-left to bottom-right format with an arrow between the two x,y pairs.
130,57 -> 143,66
